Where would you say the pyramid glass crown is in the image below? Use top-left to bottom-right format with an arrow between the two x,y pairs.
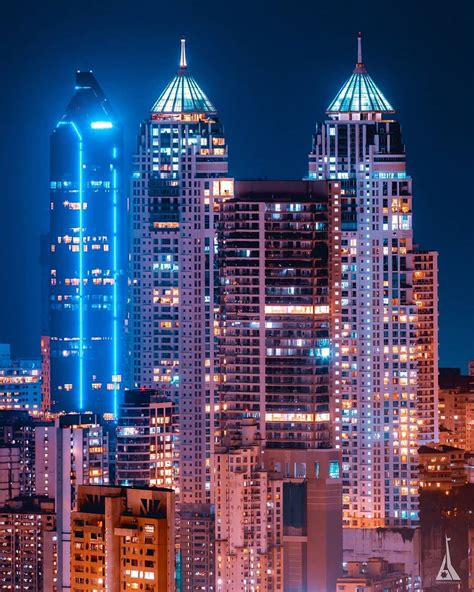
327,34 -> 394,114
151,39 -> 217,115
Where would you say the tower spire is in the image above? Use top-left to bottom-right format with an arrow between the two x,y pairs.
180,38 -> 187,69
357,32 -> 363,65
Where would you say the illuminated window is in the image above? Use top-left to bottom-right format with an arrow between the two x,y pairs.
329,461 -> 340,479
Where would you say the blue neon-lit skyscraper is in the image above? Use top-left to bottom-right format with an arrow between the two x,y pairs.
49,71 -> 124,415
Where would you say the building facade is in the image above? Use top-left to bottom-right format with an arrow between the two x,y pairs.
418,444 -> 469,491
70,485 -> 174,592
308,34 -> 437,528
336,557 -> 409,592
438,367 -> 474,452
50,71 -> 124,414
0,496 -> 58,591
0,410 -> 36,498
413,252 -> 439,443
0,343 -> 42,412
116,389 -> 176,488
215,181 -> 342,591
35,412 -> 114,590
128,40 -> 232,590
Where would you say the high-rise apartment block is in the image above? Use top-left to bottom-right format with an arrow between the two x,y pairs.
50,71 -> 124,414
0,496 -> 58,591
70,485 -> 174,592
25,34 -> 441,591
215,181 -> 343,591
129,38 -> 231,499
0,410 -> 116,590
308,34 -> 437,528
438,368 -> 474,452
41,336 -> 51,412
0,411 -> 36,499
0,343 -> 42,412
218,181 -> 332,448
413,251 -> 439,443
129,40 -> 232,590
116,389 -> 176,488
35,413 -> 114,590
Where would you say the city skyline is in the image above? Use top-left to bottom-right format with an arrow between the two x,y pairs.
0,8 -> 472,589
0,0 -> 472,371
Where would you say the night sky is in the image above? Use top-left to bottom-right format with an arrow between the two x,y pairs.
0,0 -> 472,368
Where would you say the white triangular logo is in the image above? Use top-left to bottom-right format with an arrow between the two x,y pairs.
436,535 -> 461,582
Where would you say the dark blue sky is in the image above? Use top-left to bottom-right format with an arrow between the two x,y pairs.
0,0 -> 472,368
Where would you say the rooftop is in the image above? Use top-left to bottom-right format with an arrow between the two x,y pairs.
327,33 -> 394,114
151,39 -> 217,115
59,71 -> 117,125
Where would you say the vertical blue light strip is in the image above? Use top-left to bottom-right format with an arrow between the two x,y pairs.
58,120 -> 84,410
112,146 -> 118,417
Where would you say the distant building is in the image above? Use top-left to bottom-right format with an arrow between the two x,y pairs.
438,367 -> 474,452
0,496 -> 58,591
468,360 -> 474,379
413,252 -> 439,443
40,336 -> 51,412
336,557 -> 409,592
180,504 -> 216,592
116,389 -> 176,489
0,410 -> 36,498
70,485 -> 174,591
0,343 -> 42,411
418,444 -> 470,491
420,484 -> 474,590
49,71 -> 125,414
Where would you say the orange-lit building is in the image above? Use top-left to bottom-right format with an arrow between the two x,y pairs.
418,444 -> 469,491
70,485 -> 174,591
413,252 -> 439,443
438,367 -> 474,452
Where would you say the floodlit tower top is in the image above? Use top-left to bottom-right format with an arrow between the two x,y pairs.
326,32 -> 394,114
151,38 -> 217,115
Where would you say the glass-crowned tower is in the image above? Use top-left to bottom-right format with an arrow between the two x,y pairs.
309,34 -> 437,530
49,71 -> 124,415
128,40 -> 232,592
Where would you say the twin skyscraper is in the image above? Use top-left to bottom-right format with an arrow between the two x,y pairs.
46,35 -> 438,590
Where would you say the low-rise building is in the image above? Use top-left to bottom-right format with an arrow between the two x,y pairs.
418,444 -> 470,491
337,557 -> 409,592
